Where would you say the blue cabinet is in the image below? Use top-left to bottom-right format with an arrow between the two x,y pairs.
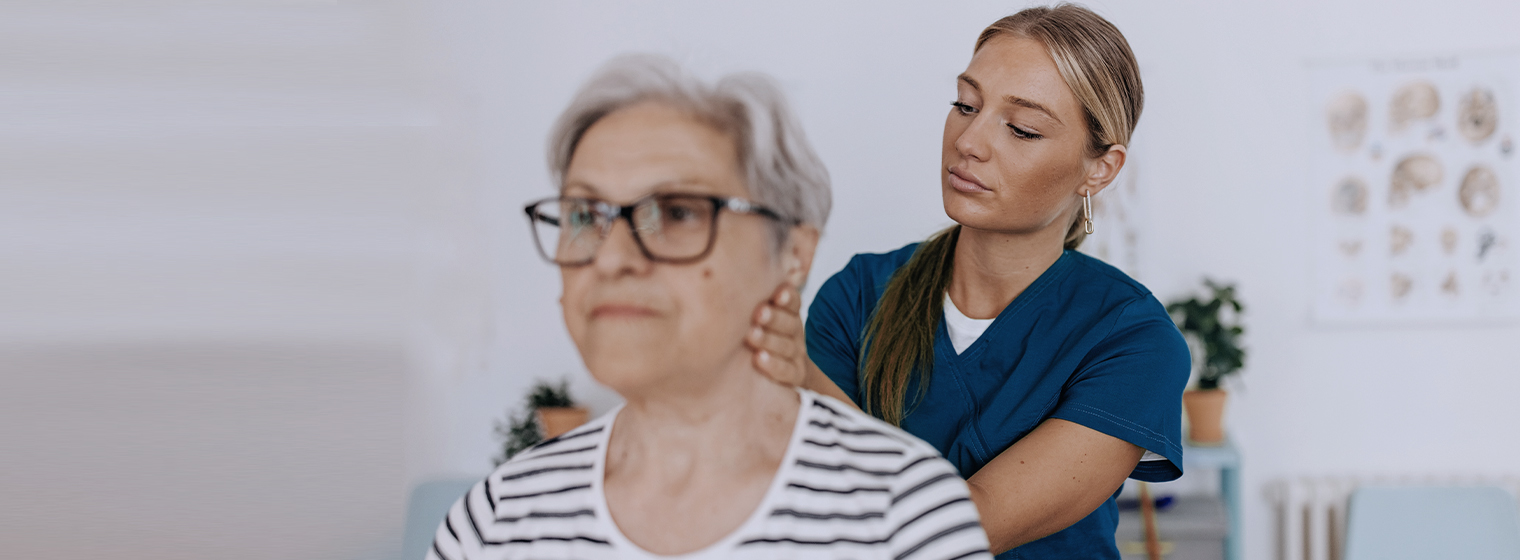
1187,441 -> 1242,560
1116,440 -> 1241,560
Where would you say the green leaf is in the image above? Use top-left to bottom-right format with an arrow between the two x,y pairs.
1166,277 -> 1248,383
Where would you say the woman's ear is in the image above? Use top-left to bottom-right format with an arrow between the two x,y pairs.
1081,144 -> 1127,197
781,225 -> 820,288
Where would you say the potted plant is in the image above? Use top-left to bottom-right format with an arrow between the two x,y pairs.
528,379 -> 588,440
1166,279 -> 1246,445
492,378 -> 589,465
494,409 -> 542,465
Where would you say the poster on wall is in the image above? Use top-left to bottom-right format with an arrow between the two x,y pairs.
1310,52 -> 1519,324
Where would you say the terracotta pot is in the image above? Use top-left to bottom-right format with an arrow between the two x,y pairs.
1182,389 -> 1228,445
537,406 -> 590,439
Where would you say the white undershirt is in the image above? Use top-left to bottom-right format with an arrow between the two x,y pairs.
942,292 -> 1169,464
944,293 -> 996,355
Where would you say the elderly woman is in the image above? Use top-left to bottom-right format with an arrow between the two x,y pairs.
426,56 -> 991,560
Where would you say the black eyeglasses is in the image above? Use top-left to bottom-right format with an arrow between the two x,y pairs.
523,193 -> 795,266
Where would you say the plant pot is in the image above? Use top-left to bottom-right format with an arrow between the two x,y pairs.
1182,389 -> 1228,445
536,406 -> 590,439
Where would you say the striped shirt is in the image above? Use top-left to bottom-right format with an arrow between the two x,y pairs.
428,388 -> 992,560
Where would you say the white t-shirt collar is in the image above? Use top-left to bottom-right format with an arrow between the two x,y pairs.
943,292 -> 995,355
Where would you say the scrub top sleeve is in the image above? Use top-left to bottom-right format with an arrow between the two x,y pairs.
805,256 -> 866,403
1048,297 -> 1191,482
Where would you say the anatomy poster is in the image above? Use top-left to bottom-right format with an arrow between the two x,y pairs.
1311,52 -> 1518,324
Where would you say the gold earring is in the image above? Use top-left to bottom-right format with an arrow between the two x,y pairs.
1083,190 -> 1094,234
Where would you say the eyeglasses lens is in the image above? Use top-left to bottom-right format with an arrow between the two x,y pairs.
533,196 -> 715,264
531,199 -> 598,264
634,196 -> 713,259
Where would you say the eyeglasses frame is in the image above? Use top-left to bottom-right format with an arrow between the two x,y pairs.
522,192 -> 797,266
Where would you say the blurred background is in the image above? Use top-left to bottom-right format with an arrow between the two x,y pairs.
4,1 -> 1518,559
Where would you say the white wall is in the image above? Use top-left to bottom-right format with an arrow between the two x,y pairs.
2,1 -> 430,558
411,2 -> 1520,560
7,2 -> 1517,560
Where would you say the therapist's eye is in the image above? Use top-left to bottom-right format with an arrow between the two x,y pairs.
951,101 -> 978,116
1008,124 -> 1043,140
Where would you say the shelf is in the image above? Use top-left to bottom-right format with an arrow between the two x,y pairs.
1116,496 -> 1229,560
1183,439 -> 1241,469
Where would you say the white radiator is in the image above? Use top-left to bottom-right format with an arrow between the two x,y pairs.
1266,475 -> 1520,560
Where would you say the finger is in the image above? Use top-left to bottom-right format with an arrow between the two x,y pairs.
753,349 -> 777,380
745,325 -> 797,360
754,324 -> 803,363
759,285 -> 802,331
753,346 -> 805,387
761,300 -> 803,340
771,283 -> 802,315
751,301 -> 773,328
769,283 -> 791,305
745,325 -> 765,349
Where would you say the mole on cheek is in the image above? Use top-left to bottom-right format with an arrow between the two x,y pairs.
702,268 -> 713,279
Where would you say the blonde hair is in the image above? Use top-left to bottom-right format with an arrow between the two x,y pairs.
979,3 -> 1144,250
858,4 -> 1144,425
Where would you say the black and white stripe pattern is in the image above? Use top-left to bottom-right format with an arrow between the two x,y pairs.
427,389 -> 991,559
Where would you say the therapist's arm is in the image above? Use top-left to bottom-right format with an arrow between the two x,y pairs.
749,287 -> 1144,552
798,356 -> 855,406
966,418 -> 1143,553
747,284 -> 858,407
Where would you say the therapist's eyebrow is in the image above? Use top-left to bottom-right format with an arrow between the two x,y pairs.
957,74 -> 980,92
1003,94 -> 1062,125
958,74 -> 1062,125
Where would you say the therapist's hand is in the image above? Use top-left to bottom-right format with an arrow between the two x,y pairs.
746,283 -> 808,386
746,284 -> 859,407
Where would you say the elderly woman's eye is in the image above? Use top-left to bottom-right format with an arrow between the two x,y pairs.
565,207 -> 598,233
663,201 -> 705,224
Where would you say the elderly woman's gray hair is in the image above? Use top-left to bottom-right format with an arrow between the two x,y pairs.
548,55 -> 832,240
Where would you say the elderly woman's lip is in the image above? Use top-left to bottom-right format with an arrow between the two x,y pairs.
591,304 -> 660,318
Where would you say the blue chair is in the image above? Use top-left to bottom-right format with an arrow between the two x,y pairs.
1345,485 -> 1520,560
402,479 -> 481,560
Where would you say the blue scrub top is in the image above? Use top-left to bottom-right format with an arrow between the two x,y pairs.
806,244 -> 1191,560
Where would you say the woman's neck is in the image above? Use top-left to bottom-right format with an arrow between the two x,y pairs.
600,357 -> 801,555
606,358 -> 800,482
947,224 -> 1066,319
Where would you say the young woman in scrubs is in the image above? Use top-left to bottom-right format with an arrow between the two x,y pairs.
744,5 -> 1191,559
